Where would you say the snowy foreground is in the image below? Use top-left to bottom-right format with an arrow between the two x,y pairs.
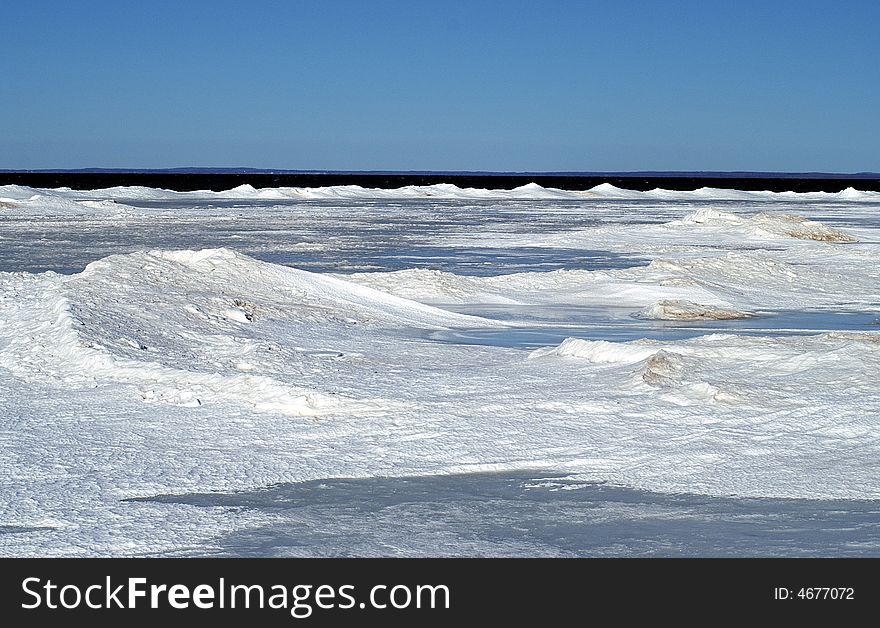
1,182 -> 879,556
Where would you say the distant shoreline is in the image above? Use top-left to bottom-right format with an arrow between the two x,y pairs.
2,170 -> 879,193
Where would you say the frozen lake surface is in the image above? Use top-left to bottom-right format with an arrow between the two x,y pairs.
1,182 -> 879,556
134,472 -> 880,557
434,306 -> 880,347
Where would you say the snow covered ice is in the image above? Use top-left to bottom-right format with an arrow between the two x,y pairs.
1,182 -> 879,556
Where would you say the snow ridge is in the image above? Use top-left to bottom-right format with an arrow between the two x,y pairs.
1,249 -> 499,416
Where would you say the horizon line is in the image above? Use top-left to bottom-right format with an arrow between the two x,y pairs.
1,168 -> 879,178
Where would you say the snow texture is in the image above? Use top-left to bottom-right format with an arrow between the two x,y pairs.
1,183 -> 879,556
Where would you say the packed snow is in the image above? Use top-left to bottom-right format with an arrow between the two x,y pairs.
1,182 -> 879,556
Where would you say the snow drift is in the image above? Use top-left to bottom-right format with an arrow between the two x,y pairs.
674,207 -> 858,242
0,249 -> 498,416
2,182 -> 879,208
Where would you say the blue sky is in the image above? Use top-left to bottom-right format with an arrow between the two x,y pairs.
2,0 -> 877,171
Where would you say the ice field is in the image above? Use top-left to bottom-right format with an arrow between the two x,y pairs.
1,182 -> 879,556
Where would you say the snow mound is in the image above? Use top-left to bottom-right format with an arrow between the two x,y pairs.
338,268 -> 523,304
676,208 -> 857,242
645,185 -> 880,202
343,266 -> 732,309
637,251 -> 871,311
0,274 -> 377,416
0,186 -> 135,216
637,299 -> 754,321
632,350 -> 737,404
76,199 -> 136,212
529,337 -> 664,363
1,249 -> 498,416
3,182 -> 877,208
140,248 -> 496,328
528,337 -> 738,405
527,331 -> 880,407
0,184 -> 40,200
637,349 -> 684,385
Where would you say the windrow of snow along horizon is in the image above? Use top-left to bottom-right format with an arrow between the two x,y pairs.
2,181 -> 880,206
1,182 -> 879,556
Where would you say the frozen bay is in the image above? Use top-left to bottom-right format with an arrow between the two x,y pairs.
1,182 -> 879,556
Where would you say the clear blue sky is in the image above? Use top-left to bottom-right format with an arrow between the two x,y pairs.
2,0 -> 877,172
